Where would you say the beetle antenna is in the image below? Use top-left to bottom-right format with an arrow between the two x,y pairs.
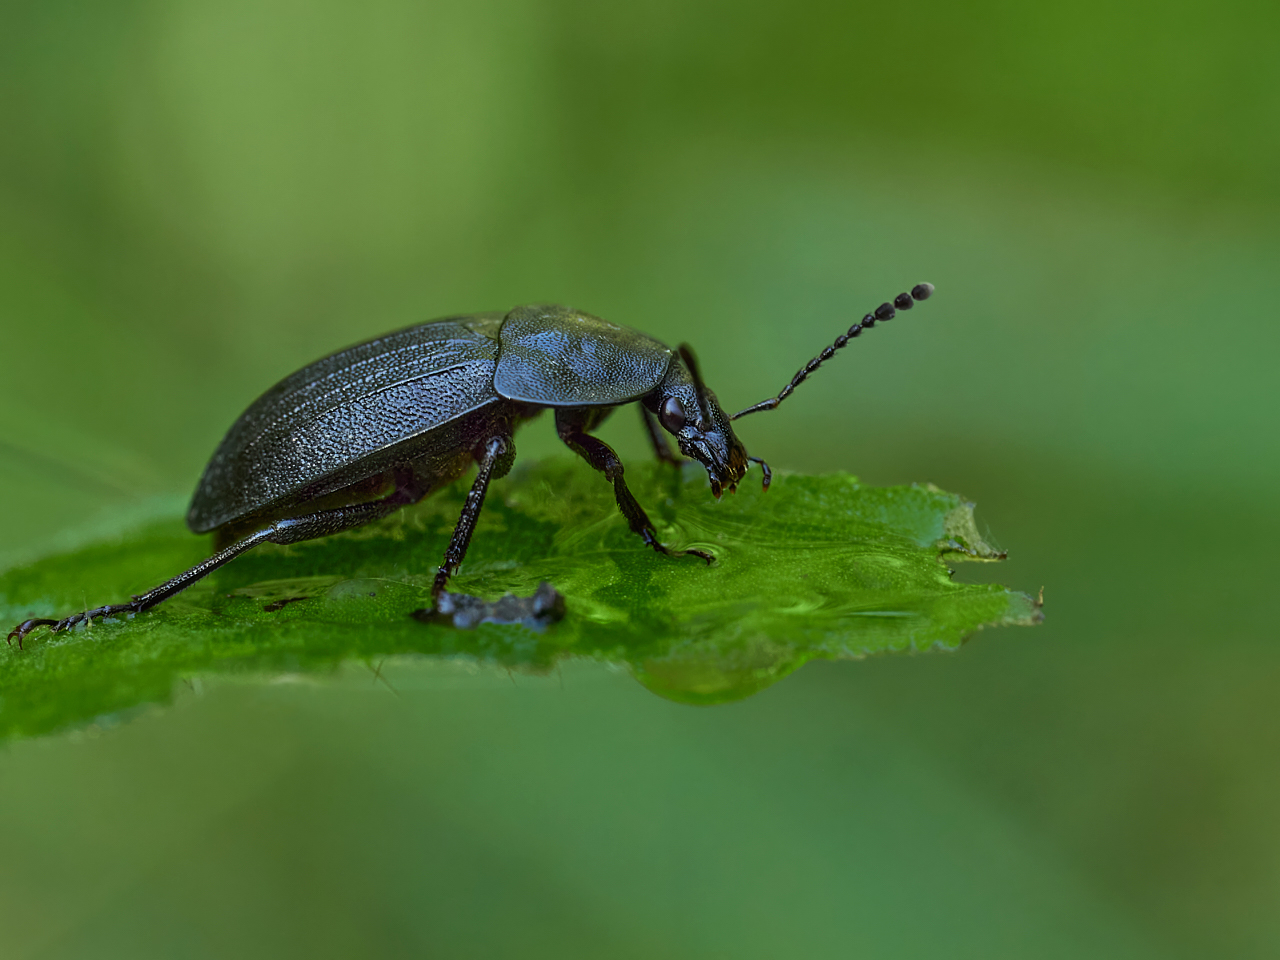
677,344 -> 714,425
730,283 -> 935,420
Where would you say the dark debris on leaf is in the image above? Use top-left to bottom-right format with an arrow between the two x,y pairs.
411,581 -> 566,631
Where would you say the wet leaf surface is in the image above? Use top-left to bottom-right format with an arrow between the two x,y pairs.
0,459 -> 1039,737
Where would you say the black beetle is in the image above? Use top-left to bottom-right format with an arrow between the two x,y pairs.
8,283 -> 934,645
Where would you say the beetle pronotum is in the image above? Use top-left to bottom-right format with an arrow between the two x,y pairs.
8,283 -> 934,644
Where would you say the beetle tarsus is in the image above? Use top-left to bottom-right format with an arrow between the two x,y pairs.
6,601 -> 141,650
641,530 -> 713,565
8,619 -> 54,649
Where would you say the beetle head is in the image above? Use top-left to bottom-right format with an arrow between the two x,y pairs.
648,345 -> 749,498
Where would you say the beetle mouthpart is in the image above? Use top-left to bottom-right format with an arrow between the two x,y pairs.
748,455 -> 772,491
709,478 -> 723,499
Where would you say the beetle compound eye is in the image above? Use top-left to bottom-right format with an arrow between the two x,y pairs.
660,397 -> 686,433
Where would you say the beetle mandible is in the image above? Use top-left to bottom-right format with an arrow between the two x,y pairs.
7,283 -> 935,645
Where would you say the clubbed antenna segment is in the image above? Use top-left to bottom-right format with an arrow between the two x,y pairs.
730,283 -> 934,421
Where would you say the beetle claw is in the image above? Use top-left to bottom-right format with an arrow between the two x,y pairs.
8,601 -> 141,649
7,617 -> 59,650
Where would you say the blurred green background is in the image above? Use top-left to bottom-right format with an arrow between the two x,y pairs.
2,0 -> 1278,956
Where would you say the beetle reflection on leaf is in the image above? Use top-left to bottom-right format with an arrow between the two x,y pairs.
8,284 -> 934,645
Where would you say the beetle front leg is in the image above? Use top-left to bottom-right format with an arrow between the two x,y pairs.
556,409 -> 712,564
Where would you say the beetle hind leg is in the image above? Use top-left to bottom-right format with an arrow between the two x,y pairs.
8,473 -> 430,648
6,524 -> 280,648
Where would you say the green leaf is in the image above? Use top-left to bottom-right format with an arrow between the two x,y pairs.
0,459 -> 1039,737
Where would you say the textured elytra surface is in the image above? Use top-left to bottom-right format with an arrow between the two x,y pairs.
189,318 -> 504,532
0,459 -> 1040,738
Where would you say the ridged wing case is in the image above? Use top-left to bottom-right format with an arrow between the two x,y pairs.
187,315 -> 504,533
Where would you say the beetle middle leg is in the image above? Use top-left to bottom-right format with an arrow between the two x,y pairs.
431,433 -> 514,600
556,408 -> 713,564
420,431 -> 564,629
